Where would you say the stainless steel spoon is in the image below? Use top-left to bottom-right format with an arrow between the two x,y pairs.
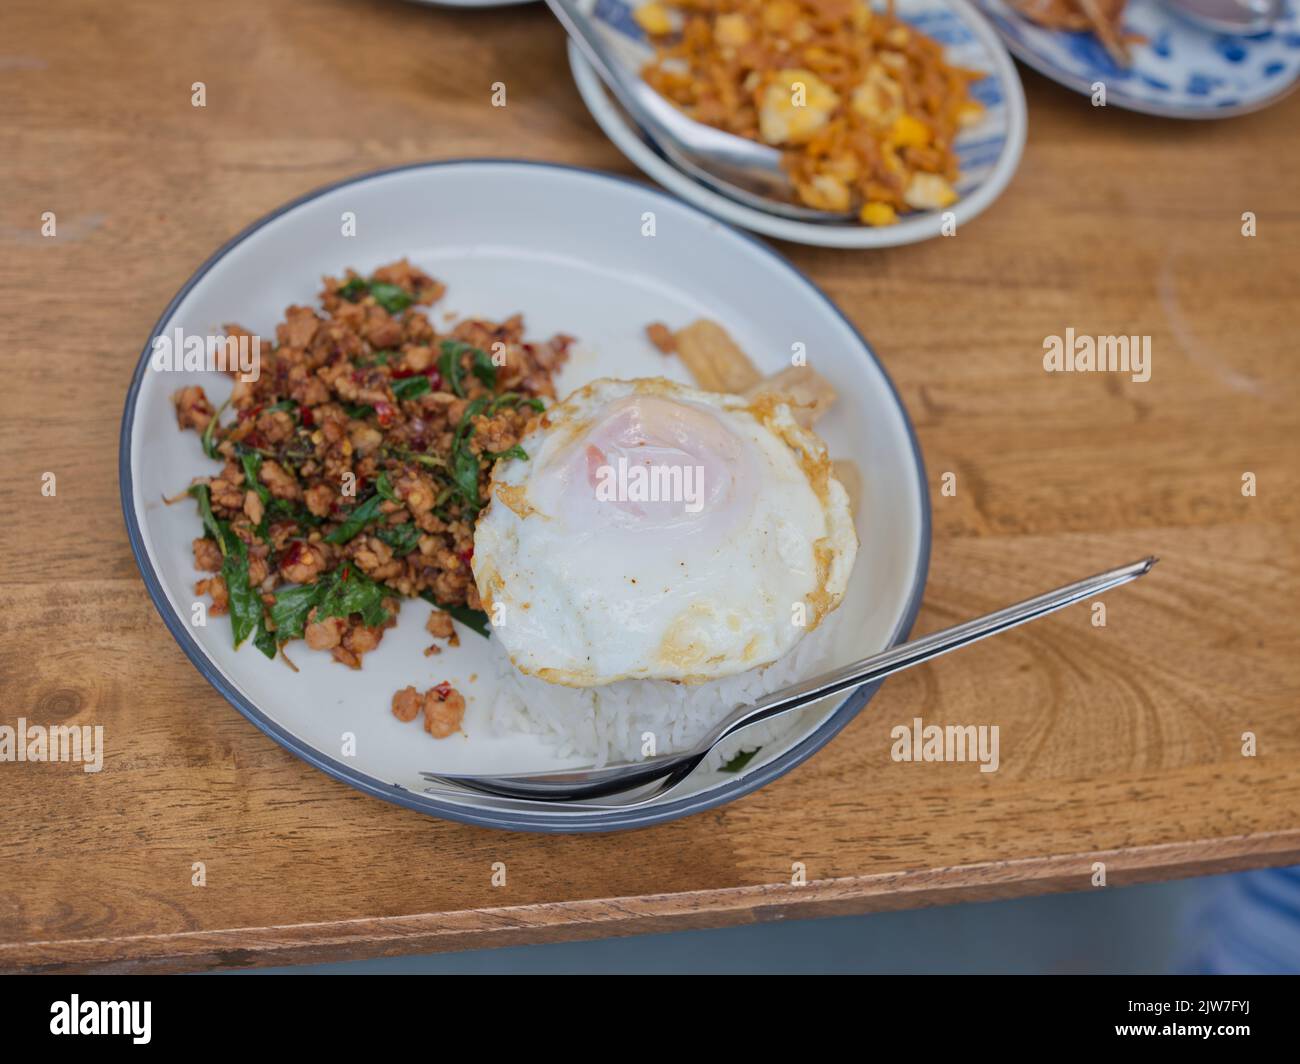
420,557 -> 1157,810
544,0 -> 854,222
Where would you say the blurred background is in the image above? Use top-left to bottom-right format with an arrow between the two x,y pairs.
242,864 -> 1300,973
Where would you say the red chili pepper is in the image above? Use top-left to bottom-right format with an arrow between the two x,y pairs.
300,407 -> 315,427
280,541 -> 304,569
457,548 -> 474,567
374,401 -> 395,427
433,681 -> 452,699
237,404 -> 263,423
426,368 -> 442,391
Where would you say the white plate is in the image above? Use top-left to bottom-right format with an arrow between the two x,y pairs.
568,0 -> 1028,248
120,160 -> 930,832
975,0 -> 1300,118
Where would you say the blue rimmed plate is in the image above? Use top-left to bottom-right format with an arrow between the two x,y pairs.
569,0 -> 1027,248
975,0 -> 1300,117
120,160 -> 930,833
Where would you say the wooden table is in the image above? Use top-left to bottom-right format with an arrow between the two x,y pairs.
2,0 -> 1297,974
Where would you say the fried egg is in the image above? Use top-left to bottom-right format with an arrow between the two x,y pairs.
472,377 -> 857,687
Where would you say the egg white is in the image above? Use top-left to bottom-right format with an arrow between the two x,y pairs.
472,377 -> 857,687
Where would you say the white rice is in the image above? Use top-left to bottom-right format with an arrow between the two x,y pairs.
484,613 -> 843,769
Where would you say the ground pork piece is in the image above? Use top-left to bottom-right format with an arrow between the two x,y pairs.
342,624 -> 382,656
280,541 -> 327,584
174,386 -> 215,432
304,483 -> 335,517
470,412 -> 520,455
348,421 -> 383,456
401,345 -> 434,372
247,553 -> 269,587
391,685 -> 422,722
423,684 -> 466,739
258,460 -> 301,500
426,610 -> 455,639
304,610 -> 344,650
196,575 -> 228,614
243,489 -> 265,526
279,305 -> 321,349
256,409 -> 295,444
363,309 -> 403,350
193,537 -> 223,572
331,646 -> 360,669
207,472 -> 245,513
645,322 -> 675,354
352,536 -> 403,582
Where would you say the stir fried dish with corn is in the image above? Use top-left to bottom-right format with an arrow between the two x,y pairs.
637,0 -> 987,223
171,260 -> 571,686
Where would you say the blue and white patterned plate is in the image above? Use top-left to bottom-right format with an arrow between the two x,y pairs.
975,0 -> 1300,116
569,0 -> 1027,248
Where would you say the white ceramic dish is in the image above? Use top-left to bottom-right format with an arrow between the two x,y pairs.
120,160 -> 930,832
975,0 -> 1300,118
567,0 -> 1028,248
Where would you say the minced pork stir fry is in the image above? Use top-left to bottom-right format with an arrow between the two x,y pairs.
171,260 -> 572,737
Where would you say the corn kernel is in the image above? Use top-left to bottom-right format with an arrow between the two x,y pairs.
889,113 -> 931,148
860,202 -> 898,226
634,2 -> 673,36
714,13 -> 751,46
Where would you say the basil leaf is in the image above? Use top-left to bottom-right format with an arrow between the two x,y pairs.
268,582 -> 323,641
437,340 -> 493,398
253,624 -> 278,660
719,748 -> 761,773
392,375 -> 430,402
437,341 -> 467,398
221,532 -> 261,649
470,346 -> 497,389
376,522 -> 421,556
201,398 -> 230,459
188,483 -> 227,556
324,491 -> 385,545
490,444 -> 528,462
487,392 -> 544,415
341,402 -> 375,419
375,471 -> 399,502
338,277 -> 367,302
318,564 -> 391,627
368,282 -> 414,315
267,497 -> 324,528
419,592 -> 491,639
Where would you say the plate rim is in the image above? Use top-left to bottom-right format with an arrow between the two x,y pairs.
118,158 -> 932,833
567,0 -> 1029,248
974,0 -> 1300,119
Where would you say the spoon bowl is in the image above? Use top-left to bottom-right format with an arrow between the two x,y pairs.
544,0 -> 855,222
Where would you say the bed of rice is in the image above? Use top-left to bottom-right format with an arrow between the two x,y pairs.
483,612 -> 844,769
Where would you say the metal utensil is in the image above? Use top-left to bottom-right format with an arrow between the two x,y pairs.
421,557 -> 1157,809
544,0 -> 853,222
1158,0 -> 1279,35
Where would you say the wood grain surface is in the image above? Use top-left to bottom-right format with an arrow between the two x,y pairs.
2,0 -> 1298,973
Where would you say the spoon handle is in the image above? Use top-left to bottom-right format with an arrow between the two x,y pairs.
544,0 -> 657,127
710,557 -> 1158,746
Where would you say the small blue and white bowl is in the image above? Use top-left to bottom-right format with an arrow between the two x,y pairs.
568,0 -> 1028,248
975,0 -> 1300,117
